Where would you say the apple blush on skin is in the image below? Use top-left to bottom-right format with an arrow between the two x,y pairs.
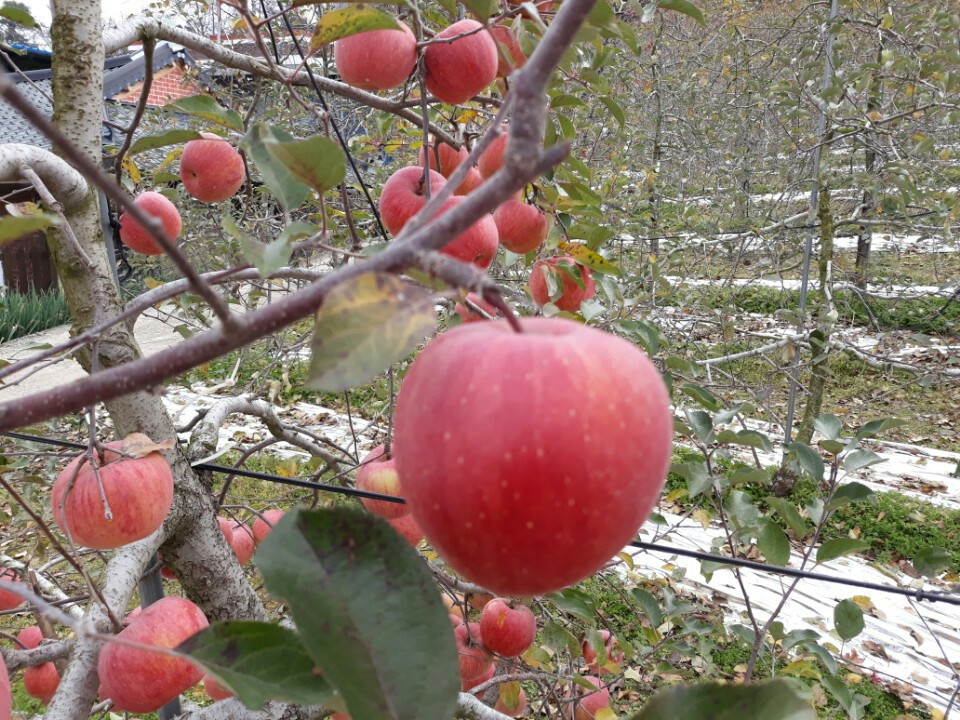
394,317 -> 673,597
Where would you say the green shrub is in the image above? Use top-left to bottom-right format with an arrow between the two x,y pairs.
0,288 -> 71,343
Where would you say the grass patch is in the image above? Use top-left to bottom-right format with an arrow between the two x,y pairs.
0,288 -> 71,342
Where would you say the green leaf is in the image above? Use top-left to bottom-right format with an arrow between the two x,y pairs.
541,620 -> 580,655
785,442 -> 824,483
757,519 -> 790,566
843,449 -> 884,472
628,678 -> 816,720
223,215 -> 294,278
630,587 -> 663,628
0,5 -> 36,27
547,588 -> 597,624
310,6 -> 400,51
242,123 -> 311,211
0,214 -> 60,245
459,0 -> 496,21
129,129 -> 203,155
816,538 -> 871,565
672,460 -> 712,498
163,95 -> 244,132
855,418 -> 906,439
826,482 -> 874,511
656,0 -> 705,26
766,497 -> 809,539
598,96 -> 626,128
307,273 -> 436,392
715,430 -> 772,452
262,135 -> 346,196
685,409 -> 714,444
912,546 -> 952,576
558,242 -> 622,276
833,599 -> 864,641
177,621 -> 334,708
727,467 -> 771,486
256,508 -> 460,720
681,383 -> 722,412
814,414 -> 843,440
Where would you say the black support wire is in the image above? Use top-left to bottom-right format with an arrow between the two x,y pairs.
3,431 -> 959,607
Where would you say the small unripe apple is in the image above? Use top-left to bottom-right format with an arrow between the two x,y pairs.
355,445 -> 409,520
379,166 -> 447,236
424,20 -> 499,105
490,25 -> 526,77
0,569 -> 25,611
480,598 -> 536,657
335,20 -> 417,91
180,132 -> 246,203
529,256 -> 596,312
477,131 -> 508,179
98,596 -> 209,713
494,200 -> 548,254
23,662 -> 59,705
252,509 -> 285,544
16,626 -> 43,650
455,622 -> 494,682
436,196 -> 499,268
421,141 -> 469,178
119,191 -> 182,256
203,674 -> 233,700
51,441 -> 174,550
394,318 -> 672,596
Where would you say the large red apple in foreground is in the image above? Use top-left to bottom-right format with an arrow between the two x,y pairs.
180,132 -> 246,203
424,19 -> 499,105
51,441 -> 174,550
394,318 -> 672,596
119,191 -> 182,256
335,20 -> 417,91
98,596 -> 208,713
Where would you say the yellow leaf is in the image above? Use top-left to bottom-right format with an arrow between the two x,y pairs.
558,242 -> 622,276
120,433 -> 175,457
122,156 -> 141,184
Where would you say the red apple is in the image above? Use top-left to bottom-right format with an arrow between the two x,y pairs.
494,200 -> 548,254
335,20 -> 417,91
387,513 -> 424,547
230,522 -> 255,565
450,612 -> 465,628
394,318 -> 672,596
355,445 -> 408,519
424,19 -> 499,105
421,141 -> 469,178
455,166 -> 484,195
490,25 -> 526,78
495,683 -> 527,717
461,662 -> 495,693
0,649 -> 10,720
573,676 -> 611,720
480,598 -> 536,657
98,596 -> 209,713
0,569 -> 25,611
203,674 -> 233,701
23,662 -> 59,705
379,166 -> 447,236
16,626 -> 43,650
454,293 -> 499,323
436,196 -> 499,268
118,191 -> 182,256
582,629 -> 624,673
529,256 -> 596,312
252,509 -> 285,544
180,132 -> 246,203
477,131 -> 508,179
51,440 -> 174,550
455,622 -> 494,682
217,516 -> 234,541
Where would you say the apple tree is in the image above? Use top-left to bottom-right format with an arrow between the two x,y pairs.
0,0 -> 839,719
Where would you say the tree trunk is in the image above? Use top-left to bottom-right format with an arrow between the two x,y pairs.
36,1 -> 265,716
854,41 -> 883,289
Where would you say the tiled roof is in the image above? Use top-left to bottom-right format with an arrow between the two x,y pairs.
0,74 -> 54,148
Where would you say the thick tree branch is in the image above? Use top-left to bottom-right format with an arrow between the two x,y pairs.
0,144 -> 89,210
